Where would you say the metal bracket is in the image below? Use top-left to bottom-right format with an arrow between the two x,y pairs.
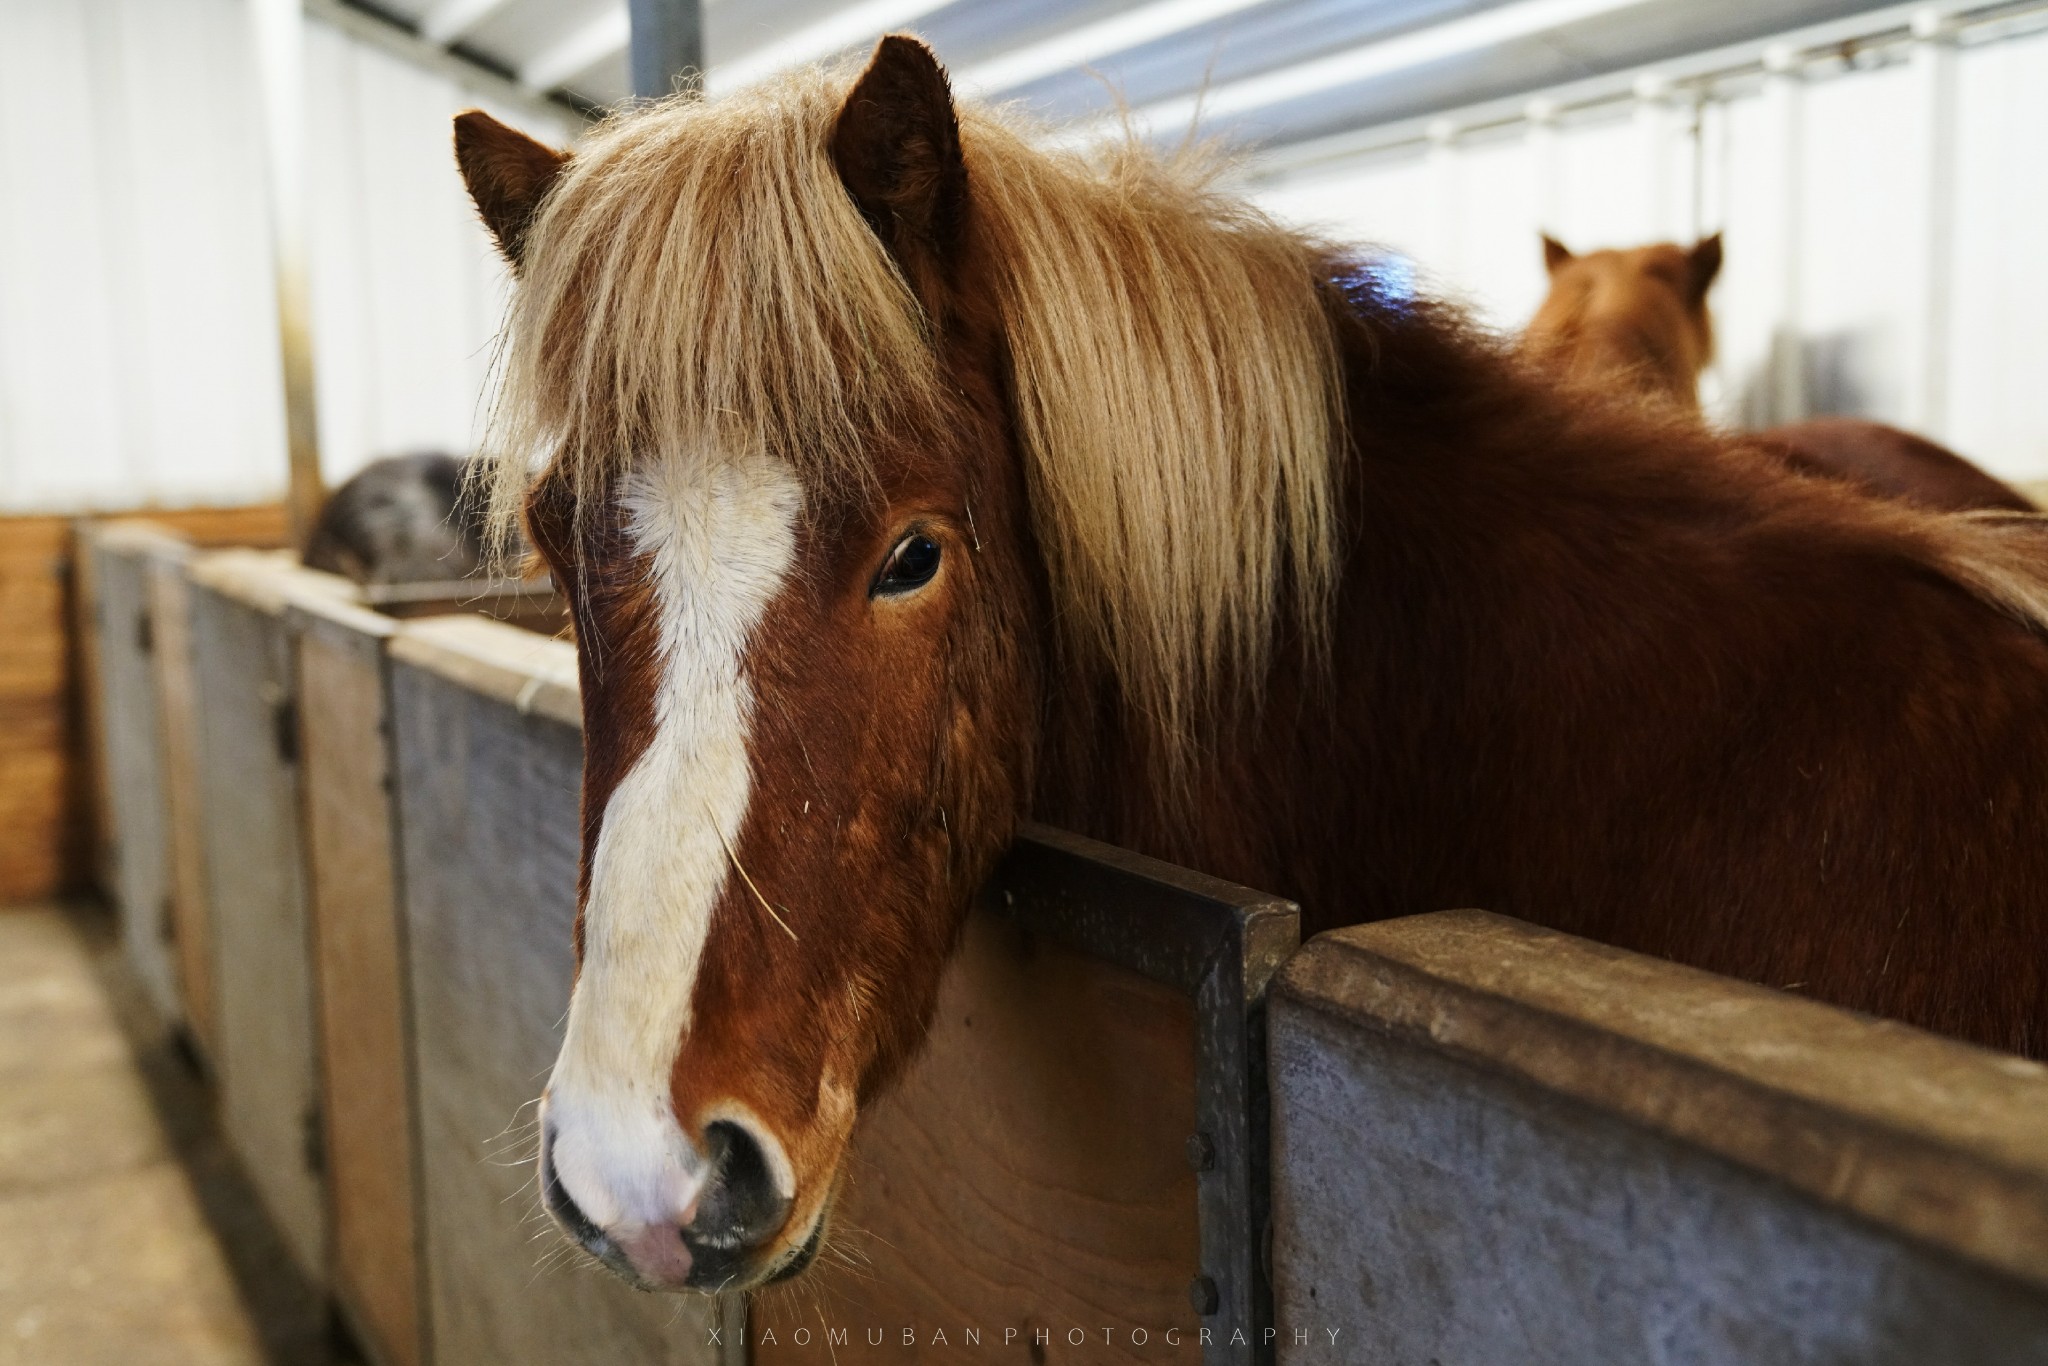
986,824 -> 1301,1366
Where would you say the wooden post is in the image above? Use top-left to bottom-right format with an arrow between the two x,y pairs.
627,0 -> 703,100
250,0 -> 327,548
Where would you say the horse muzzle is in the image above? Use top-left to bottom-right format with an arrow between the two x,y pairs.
539,1108 -> 802,1291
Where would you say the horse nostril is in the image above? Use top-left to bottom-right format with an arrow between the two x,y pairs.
693,1120 -> 789,1249
541,1136 -> 609,1255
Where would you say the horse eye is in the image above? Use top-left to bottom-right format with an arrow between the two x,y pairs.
873,532 -> 942,597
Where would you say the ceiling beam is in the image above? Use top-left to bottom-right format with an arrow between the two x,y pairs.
1114,0 -> 1663,138
957,0 -> 1272,96
307,0 -> 592,124
706,0 -> 956,94
418,0 -> 513,46
521,6 -> 631,92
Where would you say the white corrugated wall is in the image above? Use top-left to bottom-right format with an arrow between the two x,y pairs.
0,0 -> 574,514
3,4 -> 2045,508
1250,20 -> 2048,482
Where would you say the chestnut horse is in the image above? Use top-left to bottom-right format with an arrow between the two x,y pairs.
1527,233 -> 2035,512
454,40 -> 2048,1294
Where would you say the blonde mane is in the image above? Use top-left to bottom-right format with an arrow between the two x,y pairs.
484,65 -> 1343,762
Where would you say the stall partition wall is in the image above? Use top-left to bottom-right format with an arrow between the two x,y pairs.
0,0 -> 577,516
1250,19 -> 2048,484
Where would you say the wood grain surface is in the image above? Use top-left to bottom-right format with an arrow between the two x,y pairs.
1,505 -> 284,905
187,561 -> 328,1283
748,908 -> 1205,1364
1272,911 -> 2048,1364
389,626 -> 720,1365
295,600 -> 419,1366
84,524 -> 185,1024
146,550 -> 215,1059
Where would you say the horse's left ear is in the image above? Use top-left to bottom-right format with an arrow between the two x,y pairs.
831,36 -> 968,293
1688,232 -> 1724,301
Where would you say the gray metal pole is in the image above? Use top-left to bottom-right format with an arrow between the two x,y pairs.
627,0 -> 703,100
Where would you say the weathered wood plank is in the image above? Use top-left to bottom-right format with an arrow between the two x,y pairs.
145,540 -> 215,1059
19,506 -> 287,906
293,594 -> 419,1366
388,616 -> 719,1365
70,521 -> 113,900
186,549 -> 350,1284
84,522 -> 188,1024
0,516 -> 86,902
359,577 -> 567,635
1270,911 -> 2048,1364
750,911 -> 1204,1363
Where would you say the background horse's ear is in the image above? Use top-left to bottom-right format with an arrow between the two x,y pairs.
1688,232 -> 1724,301
453,110 -> 569,270
831,35 -> 968,294
1541,234 -> 1574,274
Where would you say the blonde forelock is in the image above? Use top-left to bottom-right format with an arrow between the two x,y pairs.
482,63 -> 1344,776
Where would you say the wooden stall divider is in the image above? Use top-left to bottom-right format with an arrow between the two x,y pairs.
386,612 -> 1295,1366
145,538 -> 217,1060
78,521 -> 199,1027
1269,911 -> 2048,1364
61,506 -> 287,907
749,829 -> 1297,1365
290,592 -> 421,1366
386,614 -> 729,1365
186,548 -> 356,1285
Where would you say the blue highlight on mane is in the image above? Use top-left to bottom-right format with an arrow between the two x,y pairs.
1335,252 -> 1421,319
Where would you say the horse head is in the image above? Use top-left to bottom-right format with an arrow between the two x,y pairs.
1524,231 -> 1722,409
453,35 -> 1339,1292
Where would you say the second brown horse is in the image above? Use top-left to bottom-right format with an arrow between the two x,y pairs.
1526,233 -> 2034,513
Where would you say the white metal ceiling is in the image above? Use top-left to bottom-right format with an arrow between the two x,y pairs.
356,0 -> 1914,146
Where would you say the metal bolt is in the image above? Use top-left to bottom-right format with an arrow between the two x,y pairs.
1185,1132 -> 1215,1172
1188,1275 -> 1219,1317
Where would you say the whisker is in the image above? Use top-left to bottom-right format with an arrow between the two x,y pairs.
706,799 -> 799,941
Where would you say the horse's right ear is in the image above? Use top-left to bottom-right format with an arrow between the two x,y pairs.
831,36 -> 968,296
1688,232 -> 1724,301
454,110 -> 568,270
1542,234 -> 1574,274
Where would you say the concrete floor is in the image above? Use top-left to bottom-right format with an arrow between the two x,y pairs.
0,904 -> 352,1366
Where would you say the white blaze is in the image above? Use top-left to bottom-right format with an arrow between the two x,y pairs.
541,452 -> 802,1234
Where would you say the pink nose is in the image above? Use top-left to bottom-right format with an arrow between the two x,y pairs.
611,1223 -> 695,1287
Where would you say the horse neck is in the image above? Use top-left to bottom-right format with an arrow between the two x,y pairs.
1028,295 -> 1735,911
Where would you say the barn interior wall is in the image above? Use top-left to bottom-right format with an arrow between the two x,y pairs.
0,0 -> 575,518
1251,25 -> 2048,482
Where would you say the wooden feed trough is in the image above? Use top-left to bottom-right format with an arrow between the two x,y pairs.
1269,911 -> 2048,1363
384,613 -> 1295,1365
